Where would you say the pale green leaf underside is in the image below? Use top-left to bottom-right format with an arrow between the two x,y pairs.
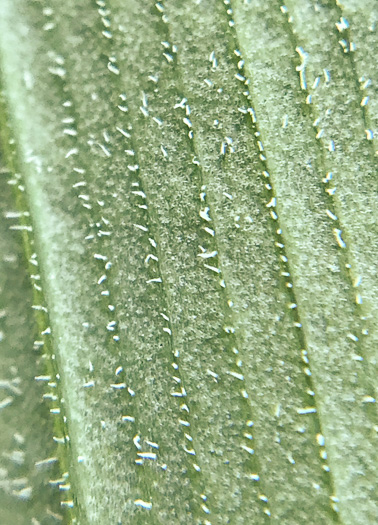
0,160 -> 63,524
0,0 -> 376,524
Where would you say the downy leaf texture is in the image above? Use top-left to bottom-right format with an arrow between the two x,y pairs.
0,1 -> 377,524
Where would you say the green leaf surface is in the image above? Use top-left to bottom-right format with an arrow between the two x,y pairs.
0,0 -> 376,524
0,143 -> 63,521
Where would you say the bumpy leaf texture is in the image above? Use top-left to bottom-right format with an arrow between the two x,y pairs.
0,1 -> 377,524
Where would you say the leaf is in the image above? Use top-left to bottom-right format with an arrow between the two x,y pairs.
0,156 -> 64,524
0,0 -> 376,524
